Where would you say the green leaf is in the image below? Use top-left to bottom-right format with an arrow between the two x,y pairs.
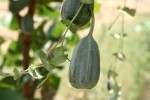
47,67 -> 62,90
113,52 -> 126,61
13,68 -> 21,80
113,83 -> 121,94
111,33 -> 121,40
0,12 -> 19,30
108,70 -> 118,79
28,64 -> 43,79
51,46 -> 66,56
0,76 -> 17,90
21,14 -> 34,33
0,88 -> 26,100
94,1 -> 101,13
123,33 -> 127,37
66,33 -> 79,46
0,37 -> 5,45
80,0 -> 93,4
47,72 -> 60,90
36,4 -> 60,19
118,7 -> 136,16
47,46 -> 67,61
37,50 -> 53,71
9,0 -> 29,13
52,46 -> 64,54
50,54 -> 68,65
111,32 -> 127,39
17,74 -> 31,85
61,19 -> 78,33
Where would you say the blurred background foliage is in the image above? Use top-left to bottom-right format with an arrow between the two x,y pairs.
0,0 -> 150,100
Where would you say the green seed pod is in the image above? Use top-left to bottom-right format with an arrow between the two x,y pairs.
69,34 -> 100,89
61,0 -> 94,28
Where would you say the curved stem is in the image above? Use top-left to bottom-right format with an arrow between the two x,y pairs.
48,3 -> 84,58
88,7 -> 95,35
37,72 -> 51,89
108,14 -> 121,30
61,3 -> 84,46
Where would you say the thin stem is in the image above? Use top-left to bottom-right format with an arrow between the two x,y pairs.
67,58 -> 71,62
108,14 -> 121,30
23,69 -> 29,74
37,72 -> 51,89
61,3 -> 84,46
48,3 -> 84,58
119,0 -> 126,52
121,16 -> 124,34
108,0 -> 127,81
47,42 -> 54,54
88,6 -> 95,35
119,15 -> 125,52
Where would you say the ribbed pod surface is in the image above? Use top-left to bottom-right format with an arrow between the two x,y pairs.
69,34 -> 100,89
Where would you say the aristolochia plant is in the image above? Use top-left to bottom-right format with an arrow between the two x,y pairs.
61,0 -> 100,89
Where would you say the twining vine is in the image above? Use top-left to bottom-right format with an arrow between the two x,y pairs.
107,0 -> 136,99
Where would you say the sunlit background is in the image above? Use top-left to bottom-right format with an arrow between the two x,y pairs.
0,0 -> 150,100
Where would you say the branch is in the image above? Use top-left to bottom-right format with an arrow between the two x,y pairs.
22,0 -> 36,99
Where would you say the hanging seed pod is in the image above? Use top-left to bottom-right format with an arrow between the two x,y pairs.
61,0 -> 94,28
68,3 -> 100,89
69,33 -> 100,89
